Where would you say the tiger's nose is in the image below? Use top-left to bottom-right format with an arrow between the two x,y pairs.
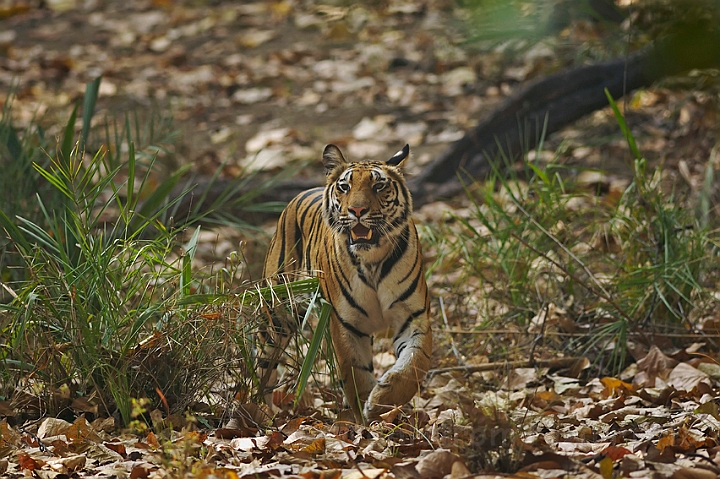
348,205 -> 368,218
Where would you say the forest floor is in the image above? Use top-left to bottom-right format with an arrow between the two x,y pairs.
2,0 -> 720,478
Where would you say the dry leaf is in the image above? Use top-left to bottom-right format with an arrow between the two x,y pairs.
17,452 -> 43,471
104,442 -> 127,457
598,456 -> 613,479
37,417 -> 72,439
130,464 -> 153,479
415,450 -> 462,479
0,420 -> 20,447
301,437 -> 326,455
146,431 -> 160,449
66,416 -> 102,442
667,363 -> 711,392
671,467 -> 719,479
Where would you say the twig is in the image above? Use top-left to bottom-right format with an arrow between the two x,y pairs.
438,328 -> 720,339
439,296 -> 462,364
428,356 -> 583,376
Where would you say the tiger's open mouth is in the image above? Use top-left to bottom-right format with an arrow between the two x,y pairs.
350,224 -> 377,245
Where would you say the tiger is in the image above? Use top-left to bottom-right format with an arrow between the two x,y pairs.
262,143 -> 432,423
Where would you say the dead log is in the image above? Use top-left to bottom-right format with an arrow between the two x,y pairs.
174,27 -> 720,221
408,27 -> 720,206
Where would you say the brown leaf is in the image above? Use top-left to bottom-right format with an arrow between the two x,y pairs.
47,454 -> 86,473
450,460 -> 471,478
696,401 -> 720,420
415,450 -> 462,479
0,420 -> 20,447
299,469 -> 341,479
104,442 -> 127,457
91,416 -> 117,433
281,417 -> 307,436
146,431 -> 160,449
267,430 -> 285,451
671,467 -> 719,479
70,396 -> 98,415
379,406 -> 402,424
519,452 -> 579,472
645,442 -> 677,463
130,464 -> 153,479
635,346 -> 678,387
390,462 -> 421,479
601,445 -> 632,461
17,452 -> 43,471
272,389 -> 295,408
50,438 -> 70,455
657,434 -> 675,453
667,363 -> 711,392
0,401 -> 14,418
600,377 -> 635,397
66,416 -> 102,442
301,437 -> 326,455
37,417 -> 72,439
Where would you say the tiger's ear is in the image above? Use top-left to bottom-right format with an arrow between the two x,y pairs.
386,144 -> 410,168
322,144 -> 347,175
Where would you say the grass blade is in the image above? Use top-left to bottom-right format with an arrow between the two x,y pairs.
60,104 -> 78,163
295,297 -> 332,405
81,77 -> 101,150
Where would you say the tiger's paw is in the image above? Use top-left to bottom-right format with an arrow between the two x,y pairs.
363,386 -> 394,423
362,375 -> 419,423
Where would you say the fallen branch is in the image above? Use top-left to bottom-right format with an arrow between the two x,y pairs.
428,356 -> 584,376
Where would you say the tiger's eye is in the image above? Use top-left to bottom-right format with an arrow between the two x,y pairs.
337,182 -> 350,193
374,182 -> 386,192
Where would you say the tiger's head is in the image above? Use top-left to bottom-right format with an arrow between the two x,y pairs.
321,144 -> 412,258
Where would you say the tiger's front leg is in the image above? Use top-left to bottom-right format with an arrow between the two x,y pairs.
329,314 -> 377,421
363,312 -> 432,421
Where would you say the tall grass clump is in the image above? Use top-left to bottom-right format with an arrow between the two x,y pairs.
428,92 -> 719,375
0,79 -> 332,426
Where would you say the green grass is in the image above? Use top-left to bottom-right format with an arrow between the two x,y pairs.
425,91 -> 719,375
0,79 -> 335,426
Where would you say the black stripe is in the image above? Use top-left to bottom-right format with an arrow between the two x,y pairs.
332,240 -> 354,289
336,312 -> 370,338
389,209 -> 409,228
298,187 -> 323,205
391,269 -> 422,308
379,226 -> 410,282
304,208 -> 323,268
394,308 -> 427,341
276,211 -> 288,272
397,246 -> 420,285
298,190 -> 324,258
294,223 -> 303,264
335,275 -> 369,317
396,344 -> 429,358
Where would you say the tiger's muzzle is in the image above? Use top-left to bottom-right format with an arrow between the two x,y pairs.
349,223 -> 378,245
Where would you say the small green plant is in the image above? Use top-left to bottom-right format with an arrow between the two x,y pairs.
427,92 -> 719,375
0,79 -> 336,426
